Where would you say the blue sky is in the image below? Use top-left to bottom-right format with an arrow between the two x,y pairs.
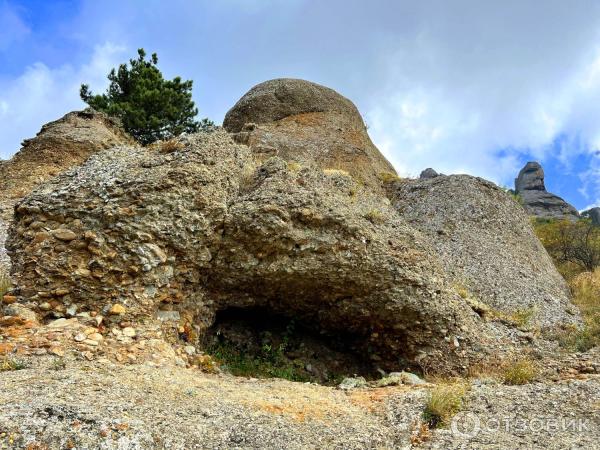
2,1 -> 600,209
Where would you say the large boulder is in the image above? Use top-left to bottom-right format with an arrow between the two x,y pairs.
515,161 -> 579,220
7,130 -> 512,373
5,81 -> 580,375
0,109 -> 134,273
223,79 -> 396,193
390,174 -> 579,328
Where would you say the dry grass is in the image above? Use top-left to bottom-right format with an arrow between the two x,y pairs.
364,209 -> 385,224
467,356 -> 538,385
0,356 -> 28,372
556,270 -> 600,351
378,171 -> 402,184
501,358 -> 538,385
287,161 -> 302,172
508,307 -> 537,329
423,380 -> 469,428
323,168 -> 350,177
0,272 -> 10,298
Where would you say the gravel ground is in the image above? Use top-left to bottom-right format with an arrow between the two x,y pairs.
0,358 -> 426,449
0,357 -> 599,449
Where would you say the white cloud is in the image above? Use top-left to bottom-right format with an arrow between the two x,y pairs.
362,1 -> 600,188
0,42 -> 126,158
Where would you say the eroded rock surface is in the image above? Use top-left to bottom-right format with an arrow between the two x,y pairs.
0,109 -> 134,273
7,131 -> 504,373
4,80 -> 581,375
515,161 -> 579,220
224,78 -> 396,193
390,174 -> 579,328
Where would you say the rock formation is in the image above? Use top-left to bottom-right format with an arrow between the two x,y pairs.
7,131 -> 500,373
514,161 -> 579,220
390,174 -> 578,327
0,109 -> 134,272
3,79 -> 581,375
223,78 -> 397,193
582,206 -> 600,226
419,168 -> 440,179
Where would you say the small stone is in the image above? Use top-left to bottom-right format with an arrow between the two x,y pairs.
39,302 -> 52,311
74,333 -> 86,342
2,295 -> 16,305
109,304 -> 126,315
66,305 -> 77,317
50,346 -> 65,357
83,339 -> 99,346
122,327 -> 136,338
53,288 -> 70,296
51,229 -> 77,241
47,318 -> 77,328
184,345 -> 196,355
338,377 -> 367,390
88,333 -> 103,342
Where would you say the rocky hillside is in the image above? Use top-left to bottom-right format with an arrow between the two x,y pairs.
0,79 -> 597,449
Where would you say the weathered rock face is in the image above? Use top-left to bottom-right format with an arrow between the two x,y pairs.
0,109 -> 134,272
7,130 -> 505,373
390,174 -> 579,328
419,168 -> 440,179
5,81 -> 581,374
515,161 -> 579,220
223,79 -> 396,192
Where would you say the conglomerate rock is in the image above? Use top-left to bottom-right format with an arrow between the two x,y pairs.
0,109 -> 134,273
4,80 -> 582,374
390,174 -> 579,328
224,78 -> 397,193
7,130 -> 512,373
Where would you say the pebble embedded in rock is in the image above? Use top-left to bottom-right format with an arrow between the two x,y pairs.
51,229 -> 77,241
109,304 -> 126,315
122,327 -> 136,337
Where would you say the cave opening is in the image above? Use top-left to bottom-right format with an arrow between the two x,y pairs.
201,306 -> 380,385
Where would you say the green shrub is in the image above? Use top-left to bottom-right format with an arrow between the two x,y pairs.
0,356 -> 28,372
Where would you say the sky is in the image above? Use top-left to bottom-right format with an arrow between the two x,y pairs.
2,1 -> 600,209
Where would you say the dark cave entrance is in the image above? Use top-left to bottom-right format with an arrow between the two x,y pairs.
201,306 -> 380,385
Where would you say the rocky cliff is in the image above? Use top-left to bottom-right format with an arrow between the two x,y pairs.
515,161 -> 579,220
0,79 -> 595,449
4,79 -> 580,376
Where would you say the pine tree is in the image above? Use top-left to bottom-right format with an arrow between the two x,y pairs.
80,49 -> 213,144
